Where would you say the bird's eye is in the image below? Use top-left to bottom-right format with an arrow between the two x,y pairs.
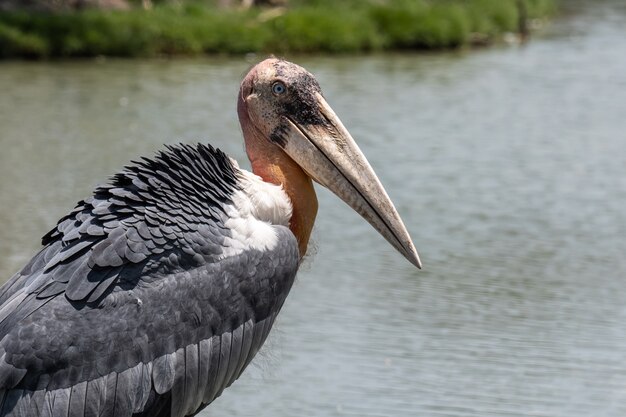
272,81 -> 286,95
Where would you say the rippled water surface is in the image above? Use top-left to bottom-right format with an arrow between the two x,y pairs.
1,1 -> 626,416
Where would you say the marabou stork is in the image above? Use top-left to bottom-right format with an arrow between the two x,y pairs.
0,59 -> 420,416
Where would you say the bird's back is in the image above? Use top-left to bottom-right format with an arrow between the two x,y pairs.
0,143 -> 299,416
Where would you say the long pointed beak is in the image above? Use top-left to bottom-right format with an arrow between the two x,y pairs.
280,92 -> 421,269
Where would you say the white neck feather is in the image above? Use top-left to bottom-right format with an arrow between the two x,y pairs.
235,168 -> 292,227
218,165 -> 293,258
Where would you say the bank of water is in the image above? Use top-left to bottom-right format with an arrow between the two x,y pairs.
0,0 -> 555,58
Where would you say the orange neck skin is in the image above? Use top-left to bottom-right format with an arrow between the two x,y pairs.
239,112 -> 318,259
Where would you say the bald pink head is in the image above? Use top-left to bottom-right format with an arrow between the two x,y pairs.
235,58 -> 422,268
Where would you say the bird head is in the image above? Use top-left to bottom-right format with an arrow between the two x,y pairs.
238,58 -> 421,269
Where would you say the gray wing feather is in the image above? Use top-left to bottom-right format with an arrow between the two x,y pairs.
113,368 -> 137,417
99,373 -> 117,417
83,267 -> 121,303
32,280 -> 64,299
0,354 -> 26,392
50,388 -> 70,417
0,274 -> 24,307
224,324 -> 244,387
38,392 -> 53,417
90,229 -> 126,268
84,377 -> 106,417
213,332 -> 232,400
194,338 -> 212,412
202,335 -> 221,405
0,242 -> 59,306
26,390 -> 44,416
63,258 -> 96,301
68,382 -> 86,417
183,343 -> 199,416
245,315 -> 267,367
170,348 -> 186,417
233,320 -> 254,383
133,362 -> 152,413
152,353 -> 176,395
0,293 -> 27,325
258,313 -> 276,354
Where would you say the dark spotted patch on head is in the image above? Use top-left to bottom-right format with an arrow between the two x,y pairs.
272,60 -> 327,127
270,124 -> 289,147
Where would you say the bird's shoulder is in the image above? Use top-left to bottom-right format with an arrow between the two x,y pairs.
0,143 -> 295,306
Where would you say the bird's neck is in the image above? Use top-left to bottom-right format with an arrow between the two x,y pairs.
244,130 -> 318,260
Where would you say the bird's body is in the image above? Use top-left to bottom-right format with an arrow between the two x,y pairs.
0,59 -> 420,416
0,145 -> 297,416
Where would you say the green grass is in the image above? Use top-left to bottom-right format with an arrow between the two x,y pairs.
0,0 -> 556,59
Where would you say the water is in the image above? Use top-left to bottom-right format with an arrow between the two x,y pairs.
1,1 -> 626,416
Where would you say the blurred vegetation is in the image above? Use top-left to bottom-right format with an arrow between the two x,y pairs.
0,0 -> 556,59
